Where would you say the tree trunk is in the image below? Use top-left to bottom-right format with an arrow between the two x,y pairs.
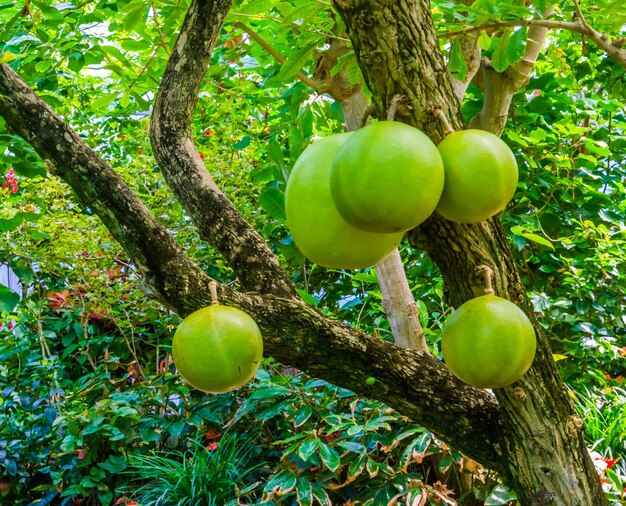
332,0 -> 606,504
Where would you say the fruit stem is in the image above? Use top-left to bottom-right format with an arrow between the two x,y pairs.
431,105 -> 455,136
479,265 -> 495,294
387,95 -> 407,121
209,280 -> 219,305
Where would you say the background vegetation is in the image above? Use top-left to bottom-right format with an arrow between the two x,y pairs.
1,0 -> 625,504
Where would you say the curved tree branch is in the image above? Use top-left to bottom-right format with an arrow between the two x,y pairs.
441,18 -> 626,71
150,0 -> 296,299
234,22 -> 323,90
0,58 -> 503,472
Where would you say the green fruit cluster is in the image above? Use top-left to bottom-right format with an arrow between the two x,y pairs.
441,294 -> 537,389
172,304 -> 263,393
285,123 -> 519,269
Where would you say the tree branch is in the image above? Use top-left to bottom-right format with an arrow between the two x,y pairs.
441,17 -> 626,70
150,0 -> 297,299
234,22 -> 323,90
0,60 -> 503,468
470,6 -> 555,134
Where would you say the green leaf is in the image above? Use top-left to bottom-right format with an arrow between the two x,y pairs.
294,404 -> 313,427
258,186 -> 285,220
449,38 -> 468,80
520,233 -> 555,250
0,286 -> 20,313
249,385 -> 290,400
491,31 -> 511,73
277,41 -> 318,81
123,3 -> 148,30
491,27 -> 526,72
233,135 -> 251,149
0,215 -> 23,232
485,484 -> 518,505
318,442 -> 341,472
348,453 -> 367,479
32,0 -> 64,22
234,0 -> 280,15
478,30 -> 491,50
98,455 -> 128,474
298,437 -> 319,461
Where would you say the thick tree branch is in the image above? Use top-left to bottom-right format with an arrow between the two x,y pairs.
150,0 -> 297,299
0,60 -> 504,473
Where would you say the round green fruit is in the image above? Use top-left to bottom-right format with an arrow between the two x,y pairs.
172,305 -> 263,394
330,121 -> 445,233
285,133 -> 403,269
436,129 -> 518,223
441,294 -> 536,389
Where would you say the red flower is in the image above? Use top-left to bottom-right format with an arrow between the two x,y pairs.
605,458 -> 617,469
205,442 -> 219,451
205,129 -> 212,135
2,168 -> 18,193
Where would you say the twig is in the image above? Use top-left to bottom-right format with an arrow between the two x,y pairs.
440,16 -> 626,70
387,95 -> 407,121
572,0 -> 591,31
235,22 -> 322,90
151,2 -> 171,56
477,265 -> 495,295
430,105 -> 455,135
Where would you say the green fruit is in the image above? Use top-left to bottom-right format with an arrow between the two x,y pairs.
436,129 -> 518,223
285,133 -> 403,269
330,121 -> 445,233
172,305 -> 263,393
441,294 -> 536,389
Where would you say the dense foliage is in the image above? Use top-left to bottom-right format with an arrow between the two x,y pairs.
1,0 -> 625,504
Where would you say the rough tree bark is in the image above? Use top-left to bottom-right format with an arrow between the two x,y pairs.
332,0 -> 605,504
0,0 -> 610,503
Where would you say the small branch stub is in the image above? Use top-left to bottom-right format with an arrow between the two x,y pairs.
478,265 -> 495,294
430,105 -> 455,136
209,281 -> 219,305
387,95 -> 407,122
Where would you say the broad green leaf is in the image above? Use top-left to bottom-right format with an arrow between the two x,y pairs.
298,437 -> 319,461
449,37 -> 468,80
258,186 -> 285,220
233,135 -> 251,149
233,0 -> 279,15
0,286 -> 20,313
277,41 -> 318,81
294,404 -> 313,427
32,0 -> 64,22
491,27 -> 526,72
98,455 -> 128,474
318,442 -> 341,472
348,453 -> 367,479
478,30 -> 491,50
521,233 -> 555,250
